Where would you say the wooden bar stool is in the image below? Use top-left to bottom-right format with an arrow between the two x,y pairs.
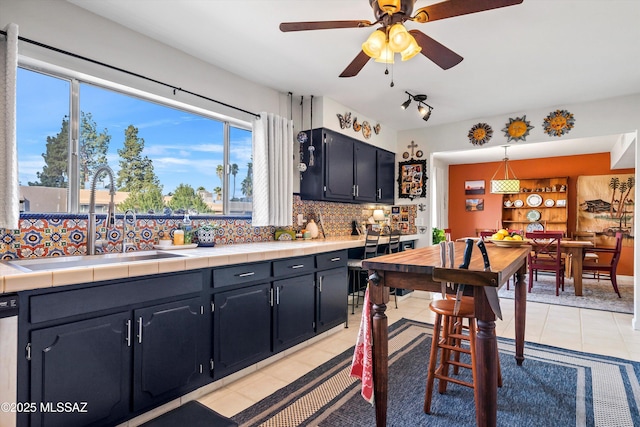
424,298 -> 502,414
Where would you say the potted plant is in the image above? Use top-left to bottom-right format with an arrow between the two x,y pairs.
196,223 -> 219,247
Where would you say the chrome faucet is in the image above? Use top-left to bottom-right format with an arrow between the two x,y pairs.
122,209 -> 137,253
88,166 -> 116,256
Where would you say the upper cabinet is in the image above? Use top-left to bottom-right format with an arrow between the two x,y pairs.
300,128 -> 395,204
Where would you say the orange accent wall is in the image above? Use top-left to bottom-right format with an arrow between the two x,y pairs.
448,152 -> 634,275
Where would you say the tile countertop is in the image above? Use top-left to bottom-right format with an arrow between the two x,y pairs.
0,234 -> 418,294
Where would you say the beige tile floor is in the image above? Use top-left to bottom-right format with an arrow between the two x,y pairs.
194,284 -> 640,419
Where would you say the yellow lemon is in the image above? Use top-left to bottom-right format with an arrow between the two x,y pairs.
503,236 -> 514,240
491,233 -> 504,240
498,229 -> 510,236
512,234 -> 523,241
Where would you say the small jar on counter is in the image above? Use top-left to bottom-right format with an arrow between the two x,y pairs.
173,229 -> 184,245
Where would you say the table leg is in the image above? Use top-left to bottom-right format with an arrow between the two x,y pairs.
568,247 -> 584,296
514,265 -> 527,366
369,271 -> 388,427
474,288 -> 498,427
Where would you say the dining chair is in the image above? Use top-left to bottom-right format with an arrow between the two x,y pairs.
347,230 -> 381,314
385,230 -> 402,309
478,230 -> 496,241
582,231 -> 623,298
525,231 -> 565,296
424,297 -> 502,415
573,231 -> 599,278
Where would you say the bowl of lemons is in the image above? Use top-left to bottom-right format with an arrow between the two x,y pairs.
489,229 -> 530,247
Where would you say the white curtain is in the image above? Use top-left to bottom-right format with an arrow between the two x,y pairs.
252,112 -> 293,227
0,23 -> 19,230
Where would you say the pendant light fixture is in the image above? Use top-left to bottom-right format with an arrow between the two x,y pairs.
490,145 -> 520,194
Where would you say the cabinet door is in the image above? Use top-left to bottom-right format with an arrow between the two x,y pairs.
273,274 -> 316,352
316,267 -> 348,333
377,149 -> 395,203
324,131 -> 355,201
213,283 -> 272,379
133,297 -> 207,411
30,312 -> 131,427
354,141 -> 378,202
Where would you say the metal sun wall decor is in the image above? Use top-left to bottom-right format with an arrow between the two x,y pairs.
502,115 -> 534,142
468,123 -> 493,146
543,109 -> 575,137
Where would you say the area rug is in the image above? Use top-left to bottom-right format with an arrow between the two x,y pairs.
232,319 -> 640,427
498,274 -> 634,314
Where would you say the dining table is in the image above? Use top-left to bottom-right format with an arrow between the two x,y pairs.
362,241 -> 530,427
458,237 -> 594,296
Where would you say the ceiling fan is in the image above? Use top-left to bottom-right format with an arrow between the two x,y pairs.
280,0 -> 524,77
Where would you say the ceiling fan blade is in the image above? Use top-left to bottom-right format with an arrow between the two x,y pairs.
409,30 -> 463,70
413,0 -> 523,23
279,20 -> 373,32
339,51 -> 371,78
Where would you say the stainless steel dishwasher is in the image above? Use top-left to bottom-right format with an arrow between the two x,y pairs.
0,294 -> 18,427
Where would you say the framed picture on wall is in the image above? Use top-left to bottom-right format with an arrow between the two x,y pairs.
466,198 -> 484,211
465,180 -> 485,195
398,159 -> 427,199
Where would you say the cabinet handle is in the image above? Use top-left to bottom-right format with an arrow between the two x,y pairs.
276,287 -> 280,305
290,264 -> 305,269
319,276 -> 323,292
356,185 -> 359,197
137,317 -> 143,344
330,257 -> 341,262
270,288 -> 274,306
237,272 -> 255,277
377,188 -> 382,199
352,185 -> 357,197
126,319 -> 132,347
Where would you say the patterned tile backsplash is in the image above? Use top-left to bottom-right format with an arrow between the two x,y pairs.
0,195 -> 416,260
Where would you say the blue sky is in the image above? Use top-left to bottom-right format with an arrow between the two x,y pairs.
17,68 -> 252,198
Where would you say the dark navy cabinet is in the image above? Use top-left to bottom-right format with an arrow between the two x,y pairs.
300,128 -> 395,204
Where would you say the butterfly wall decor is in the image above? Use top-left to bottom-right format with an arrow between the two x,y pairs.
337,112 -> 352,129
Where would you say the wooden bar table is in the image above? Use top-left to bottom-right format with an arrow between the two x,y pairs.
363,242 -> 530,427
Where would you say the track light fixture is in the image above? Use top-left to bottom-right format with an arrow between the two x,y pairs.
400,91 -> 434,122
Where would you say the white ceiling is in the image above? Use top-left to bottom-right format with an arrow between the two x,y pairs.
67,0 -> 640,163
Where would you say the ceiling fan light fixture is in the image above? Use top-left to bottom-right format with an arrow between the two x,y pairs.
374,43 -> 395,63
362,29 -> 386,59
377,0 -> 401,14
388,23 -> 411,52
400,36 -> 421,61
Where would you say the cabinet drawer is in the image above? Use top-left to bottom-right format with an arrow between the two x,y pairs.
273,256 -> 314,278
29,271 -> 205,324
316,250 -> 347,270
213,262 -> 271,289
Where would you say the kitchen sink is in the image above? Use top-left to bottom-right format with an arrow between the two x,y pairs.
6,251 -> 186,272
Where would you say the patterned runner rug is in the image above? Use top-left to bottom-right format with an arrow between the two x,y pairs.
498,275 -> 633,314
232,319 -> 640,427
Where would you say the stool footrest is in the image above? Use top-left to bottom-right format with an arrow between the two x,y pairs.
433,371 -> 474,389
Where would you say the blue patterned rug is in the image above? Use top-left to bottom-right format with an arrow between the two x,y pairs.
232,319 -> 640,427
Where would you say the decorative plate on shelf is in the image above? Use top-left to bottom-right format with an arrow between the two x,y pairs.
544,199 -> 555,207
526,210 -> 541,222
526,194 -> 543,207
526,222 -> 544,232
513,200 -> 524,208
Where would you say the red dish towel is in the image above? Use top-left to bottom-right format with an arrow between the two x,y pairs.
349,286 -> 374,404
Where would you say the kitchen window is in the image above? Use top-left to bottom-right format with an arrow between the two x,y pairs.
16,66 -> 252,216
